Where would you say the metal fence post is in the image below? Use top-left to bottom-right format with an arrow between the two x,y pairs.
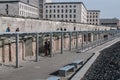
35,33 -> 39,62
50,32 -> 53,56
76,31 -> 78,49
61,32 -> 63,54
16,33 -> 19,68
69,32 -> 72,51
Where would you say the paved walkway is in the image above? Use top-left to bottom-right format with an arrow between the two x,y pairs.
0,37 -> 120,80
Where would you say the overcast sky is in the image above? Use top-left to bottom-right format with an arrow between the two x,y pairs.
52,0 -> 120,19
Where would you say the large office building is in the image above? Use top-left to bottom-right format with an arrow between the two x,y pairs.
43,2 -> 88,23
0,0 -> 39,18
87,10 -> 100,25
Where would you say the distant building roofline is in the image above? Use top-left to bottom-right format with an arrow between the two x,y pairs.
87,10 -> 100,12
0,0 -> 38,8
100,18 -> 119,20
45,2 -> 87,10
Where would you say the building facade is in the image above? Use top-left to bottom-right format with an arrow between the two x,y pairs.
0,0 -> 39,18
43,2 -> 88,23
100,18 -> 120,28
39,0 -> 52,19
87,10 -> 100,25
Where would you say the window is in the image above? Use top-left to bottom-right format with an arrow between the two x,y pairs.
66,15 -> 67,18
49,15 -> 51,18
74,5 -> 76,8
57,5 -> 60,8
46,10 -> 48,13
74,15 -> 76,18
57,9 -> 59,13
69,9 -> 72,13
66,9 -> 68,13
53,6 -> 56,8
66,5 -> 68,8
61,5 -> 64,8
61,15 -> 63,18
27,0 -> 29,3
49,10 -> 52,13
74,20 -> 76,22
54,9 -> 56,13
61,9 -> 64,13
69,15 -> 72,18
69,5 -> 72,8
54,15 -> 56,18
57,15 -> 59,18
49,6 -> 51,8
74,9 -> 76,13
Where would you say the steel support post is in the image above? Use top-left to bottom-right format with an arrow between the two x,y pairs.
76,32 -> 78,49
61,32 -> 63,54
81,32 -> 84,50
69,32 -> 72,51
35,33 -> 39,62
16,34 -> 19,68
50,32 -> 53,56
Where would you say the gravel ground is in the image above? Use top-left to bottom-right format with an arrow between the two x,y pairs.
82,42 -> 120,80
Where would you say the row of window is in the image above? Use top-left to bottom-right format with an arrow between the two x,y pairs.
87,12 -> 98,15
46,9 -> 76,13
87,19 -> 98,22
19,11 -> 38,17
46,5 -> 76,8
87,16 -> 98,18
19,3 -> 38,13
89,23 -> 98,25
46,14 -> 76,18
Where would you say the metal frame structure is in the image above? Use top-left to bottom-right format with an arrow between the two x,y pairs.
0,30 -> 120,68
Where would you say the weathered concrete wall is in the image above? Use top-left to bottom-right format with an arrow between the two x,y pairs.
0,16 -> 111,32
0,16 -> 113,64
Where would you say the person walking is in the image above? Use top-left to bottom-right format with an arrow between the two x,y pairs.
47,41 -> 51,56
44,41 -> 48,56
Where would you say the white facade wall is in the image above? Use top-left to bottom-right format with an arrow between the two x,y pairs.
0,2 -> 19,16
19,2 -> 39,18
80,4 -> 87,23
87,10 -> 100,25
0,1 -> 39,18
43,2 -> 87,23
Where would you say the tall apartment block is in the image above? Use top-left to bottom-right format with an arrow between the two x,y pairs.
0,0 -> 39,18
43,2 -> 88,23
87,10 -> 100,25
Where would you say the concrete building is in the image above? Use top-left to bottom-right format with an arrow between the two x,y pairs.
87,10 -> 100,25
43,2 -> 88,23
100,18 -> 120,28
0,0 -> 39,18
39,0 -> 52,19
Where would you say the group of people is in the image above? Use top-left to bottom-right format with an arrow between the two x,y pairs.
6,27 -> 20,32
82,42 -> 120,80
44,40 -> 50,56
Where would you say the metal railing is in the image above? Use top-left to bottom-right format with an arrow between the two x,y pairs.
0,30 -> 120,68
